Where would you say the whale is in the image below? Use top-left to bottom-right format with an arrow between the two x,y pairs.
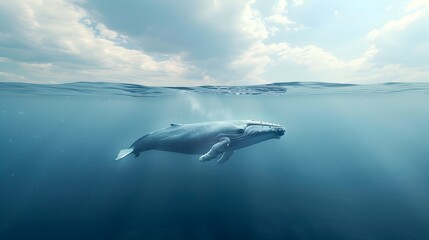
115,120 -> 286,164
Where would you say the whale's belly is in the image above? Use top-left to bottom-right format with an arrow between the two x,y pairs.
156,140 -> 213,154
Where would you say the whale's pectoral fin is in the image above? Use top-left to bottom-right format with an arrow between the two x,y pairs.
116,148 -> 134,161
199,137 -> 230,162
217,150 -> 234,164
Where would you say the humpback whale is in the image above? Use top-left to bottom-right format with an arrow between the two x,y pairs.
116,120 -> 285,164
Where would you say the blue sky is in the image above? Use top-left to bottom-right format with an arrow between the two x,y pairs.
0,0 -> 428,86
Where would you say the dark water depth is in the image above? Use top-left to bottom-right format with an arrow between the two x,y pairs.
1,82 -> 429,240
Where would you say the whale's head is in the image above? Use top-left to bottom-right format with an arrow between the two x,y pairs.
225,120 -> 286,149
243,120 -> 285,138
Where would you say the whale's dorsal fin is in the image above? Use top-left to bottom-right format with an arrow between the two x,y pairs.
170,123 -> 182,127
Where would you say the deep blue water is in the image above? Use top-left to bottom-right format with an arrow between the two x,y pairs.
1,82 -> 429,240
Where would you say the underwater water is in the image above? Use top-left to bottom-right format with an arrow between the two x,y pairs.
1,82 -> 429,240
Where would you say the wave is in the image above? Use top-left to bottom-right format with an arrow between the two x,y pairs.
0,81 -> 428,97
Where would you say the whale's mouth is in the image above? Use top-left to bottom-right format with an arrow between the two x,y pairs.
242,120 -> 286,138
274,127 -> 286,137
246,120 -> 283,128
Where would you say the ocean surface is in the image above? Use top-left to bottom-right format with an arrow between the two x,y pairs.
1,82 -> 429,240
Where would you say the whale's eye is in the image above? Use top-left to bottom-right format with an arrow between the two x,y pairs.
237,129 -> 245,134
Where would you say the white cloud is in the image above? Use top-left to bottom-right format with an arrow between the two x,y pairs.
267,0 -> 292,26
21,62 -> 53,70
405,0 -> 429,12
367,10 -> 423,40
230,42 -> 276,83
279,45 -> 347,70
239,0 -> 269,40
273,0 -> 287,14
265,0 -> 305,33
269,26 -> 280,36
1,0 -> 427,86
231,42 -> 379,83
0,71 -> 28,82
349,64 -> 429,83
291,0 -> 304,7
231,30 -> 429,84
0,0 -> 197,85
367,0 -> 429,40
349,45 -> 379,69
94,23 -> 127,43
266,14 -> 294,25
357,0 -> 429,84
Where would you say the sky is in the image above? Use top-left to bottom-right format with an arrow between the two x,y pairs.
0,0 -> 428,86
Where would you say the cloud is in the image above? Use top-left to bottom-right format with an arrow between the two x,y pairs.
362,0 -> 429,81
266,0 -> 295,25
75,0 -> 281,84
1,0 -> 428,85
405,0 -> 429,12
239,0 -> 269,40
0,70 -> 28,82
266,14 -> 294,25
0,0 -> 202,85
264,0 -> 306,34
231,0 -> 429,84
367,11 -> 423,40
367,0 -> 429,40
292,0 -> 304,7
80,0 -> 259,60
349,64 -> 429,83
231,42 -> 379,83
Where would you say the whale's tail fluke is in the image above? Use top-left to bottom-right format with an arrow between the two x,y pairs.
115,148 -> 134,161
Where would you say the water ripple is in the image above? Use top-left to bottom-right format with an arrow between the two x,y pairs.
0,81 -> 428,97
